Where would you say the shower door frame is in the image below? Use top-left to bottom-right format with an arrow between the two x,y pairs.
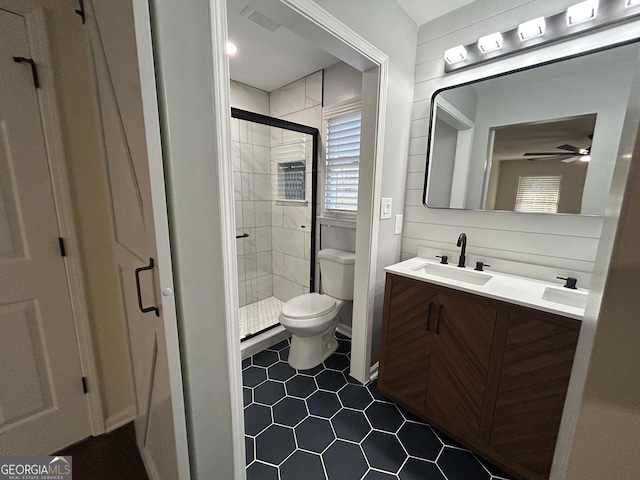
231,107 -> 319,296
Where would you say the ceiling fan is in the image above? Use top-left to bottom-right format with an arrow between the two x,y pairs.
524,136 -> 593,163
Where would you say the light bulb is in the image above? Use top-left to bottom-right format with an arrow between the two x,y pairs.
478,33 -> 504,53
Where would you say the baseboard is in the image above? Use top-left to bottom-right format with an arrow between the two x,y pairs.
369,361 -> 379,382
104,405 -> 136,433
139,444 -> 161,480
336,323 -> 352,338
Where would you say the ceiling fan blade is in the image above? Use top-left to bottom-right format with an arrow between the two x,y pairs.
527,154 -> 576,161
523,152 -> 571,156
561,157 -> 577,163
557,144 -> 582,153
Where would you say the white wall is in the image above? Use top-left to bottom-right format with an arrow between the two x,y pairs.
323,61 -> 362,107
563,61 -> 640,477
313,0 -> 418,364
403,0 -> 640,290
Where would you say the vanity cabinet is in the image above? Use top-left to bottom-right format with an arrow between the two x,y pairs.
379,276 -> 497,437
423,288 -> 497,439
378,273 -> 581,480
488,306 -> 581,479
378,278 -> 435,413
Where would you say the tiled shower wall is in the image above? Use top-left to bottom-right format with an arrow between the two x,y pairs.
230,82 -> 273,307
231,77 -> 320,305
270,72 -> 322,302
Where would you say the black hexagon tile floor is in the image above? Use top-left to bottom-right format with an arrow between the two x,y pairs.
243,333 -> 513,480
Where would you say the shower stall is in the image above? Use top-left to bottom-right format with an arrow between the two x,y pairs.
231,108 -> 318,340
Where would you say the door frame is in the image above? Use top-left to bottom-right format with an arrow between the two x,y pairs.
137,0 -> 388,477
0,0 -> 105,435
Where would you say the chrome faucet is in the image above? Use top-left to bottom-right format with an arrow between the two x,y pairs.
457,233 -> 467,268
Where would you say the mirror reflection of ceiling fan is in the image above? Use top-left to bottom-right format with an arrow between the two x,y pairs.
524,135 -> 593,163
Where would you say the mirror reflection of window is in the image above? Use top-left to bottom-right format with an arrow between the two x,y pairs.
514,175 -> 562,213
485,114 -> 595,214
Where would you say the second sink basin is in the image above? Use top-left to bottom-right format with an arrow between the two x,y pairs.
542,286 -> 588,309
413,263 -> 492,286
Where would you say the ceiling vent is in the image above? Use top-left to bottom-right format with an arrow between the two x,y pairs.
241,7 -> 282,32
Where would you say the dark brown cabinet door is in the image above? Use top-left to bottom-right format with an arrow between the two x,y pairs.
425,292 -> 497,439
489,308 -> 581,479
378,275 -> 437,414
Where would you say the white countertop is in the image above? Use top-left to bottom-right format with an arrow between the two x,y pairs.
384,257 -> 586,320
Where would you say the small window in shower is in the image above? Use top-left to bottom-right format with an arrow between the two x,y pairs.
278,160 -> 306,201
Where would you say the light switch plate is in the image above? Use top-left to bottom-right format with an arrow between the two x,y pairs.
394,214 -> 403,234
381,197 -> 392,219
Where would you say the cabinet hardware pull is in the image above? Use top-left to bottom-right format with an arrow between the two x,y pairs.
135,258 -> 160,317
427,302 -> 434,331
436,305 -> 443,334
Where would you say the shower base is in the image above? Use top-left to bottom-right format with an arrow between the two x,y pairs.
239,296 -> 285,340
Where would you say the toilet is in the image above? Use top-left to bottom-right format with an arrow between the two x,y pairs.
279,248 -> 355,370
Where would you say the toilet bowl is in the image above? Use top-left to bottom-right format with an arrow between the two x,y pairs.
279,249 -> 355,370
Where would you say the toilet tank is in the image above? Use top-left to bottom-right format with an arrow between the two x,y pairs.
318,249 -> 356,300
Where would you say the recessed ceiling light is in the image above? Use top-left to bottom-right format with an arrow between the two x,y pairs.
518,17 -> 546,40
478,33 -> 504,53
567,0 -> 599,25
444,45 -> 467,64
226,42 -> 238,55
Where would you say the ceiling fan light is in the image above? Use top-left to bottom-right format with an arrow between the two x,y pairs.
478,33 -> 504,53
580,154 -> 592,162
567,0 -> 599,25
518,17 -> 546,40
444,45 -> 467,64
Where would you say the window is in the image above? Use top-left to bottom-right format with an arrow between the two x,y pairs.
515,175 -> 561,213
324,103 -> 361,214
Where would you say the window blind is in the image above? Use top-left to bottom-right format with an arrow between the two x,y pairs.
514,175 -> 561,213
324,110 -> 361,213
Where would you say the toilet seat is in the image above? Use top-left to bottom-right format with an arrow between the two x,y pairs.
281,293 -> 336,319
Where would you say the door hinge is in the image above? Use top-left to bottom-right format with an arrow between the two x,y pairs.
58,237 -> 66,257
75,0 -> 86,24
82,376 -> 88,394
12,57 -> 40,89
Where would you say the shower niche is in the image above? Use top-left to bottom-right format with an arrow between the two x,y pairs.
231,108 -> 318,340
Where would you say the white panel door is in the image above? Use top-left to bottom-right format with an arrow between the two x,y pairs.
84,1 -> 179,479
0,7 -> 91,454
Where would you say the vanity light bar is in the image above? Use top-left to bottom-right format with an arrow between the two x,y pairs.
444,45 -> 467,64
478,32 -> 504,53
518,17 -> 546,40
567,0 -> 599,25
443,0 -> 640,73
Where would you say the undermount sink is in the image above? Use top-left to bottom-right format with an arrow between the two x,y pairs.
413,263 -> 493,286
542,286 -> 588,309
